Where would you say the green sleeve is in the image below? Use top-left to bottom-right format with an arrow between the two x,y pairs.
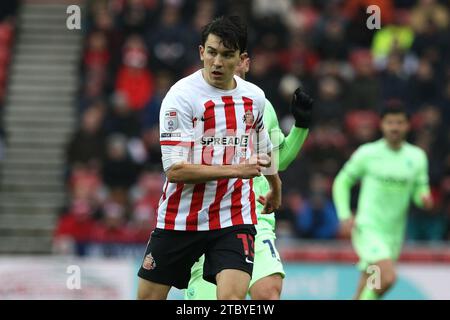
332,146 -> 367,221
412,151 -> 431,207
263,99 -> 308,172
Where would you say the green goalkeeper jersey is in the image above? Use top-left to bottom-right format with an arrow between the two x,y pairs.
333,139 -> 430,236
254,99 -> 308,232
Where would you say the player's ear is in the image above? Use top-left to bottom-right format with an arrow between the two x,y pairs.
240,52 -> 250,74
199,45 -> 205,61
239,52 -> 247,63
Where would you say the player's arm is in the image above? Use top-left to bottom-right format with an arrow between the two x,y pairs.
412,151 -> 433,210
165,160 -> 263,184
261,172 -> 282,214
271,87 -> 313,171
253,104 -> 282,214
332,147 -> 367,222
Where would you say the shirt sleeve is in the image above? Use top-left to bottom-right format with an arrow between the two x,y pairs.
332,146 -> 368,221
254,98 -> 273,155
160,88 -> 194,172
412,150 -> 431,207
263,99 -> 309,172
340,146 -> 368,183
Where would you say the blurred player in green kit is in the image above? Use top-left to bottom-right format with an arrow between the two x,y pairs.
184,54 -> 314,300
333,104 -> 433,300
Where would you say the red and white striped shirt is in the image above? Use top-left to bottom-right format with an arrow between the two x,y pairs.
158,69 -> 272,231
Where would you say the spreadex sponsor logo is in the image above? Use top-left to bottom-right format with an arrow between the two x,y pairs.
201,135 -> 249,147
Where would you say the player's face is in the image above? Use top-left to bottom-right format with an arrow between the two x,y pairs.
381,113 -> 409,144
199,34 -> 244,90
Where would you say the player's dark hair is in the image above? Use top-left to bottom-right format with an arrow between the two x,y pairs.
201,16 -> 247,53
380,100 -> 410,119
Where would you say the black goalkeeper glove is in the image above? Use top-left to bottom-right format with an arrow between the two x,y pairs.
290,86 -> 314,128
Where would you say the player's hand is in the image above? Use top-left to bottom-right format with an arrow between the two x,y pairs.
422,194 -> 434,211
290,85 -> 314,128
260,190 -> 281,214
257,153 -> 271,168
339,217 -> 355,239
235,161 -> 262,179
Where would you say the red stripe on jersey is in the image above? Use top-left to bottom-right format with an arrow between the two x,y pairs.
242,97 -> 254,133
158,180 -> 169,210
160,141 -> 193,147
230,178 -> 244,225
249,179 -> 257,224
186,183 -> 205,230
162,180 -> 169,201
222,96 -> 237,165
164,183 -> 184,230
202,100 -> 216,165
208,178 -> 228,229
242,96 -> 254,163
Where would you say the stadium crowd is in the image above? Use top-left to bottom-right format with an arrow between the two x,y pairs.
52,0 -> 450,254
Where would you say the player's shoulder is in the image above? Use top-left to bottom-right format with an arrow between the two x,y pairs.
354,140 -> 382,156
403,142 -> 427,160
168,70 -> 200,95
236,76 -> 265,105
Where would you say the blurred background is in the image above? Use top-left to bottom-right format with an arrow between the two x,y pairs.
0,0 -> 449,299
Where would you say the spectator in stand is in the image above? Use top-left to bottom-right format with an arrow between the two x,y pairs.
83,31 -> 110,73
314,75 -> 345,123
141,71 -> 173,130
145,3 -> 192,74
117,0 -> 154,37
370,9 -> 414,66
344,49 -> 380,111
104,92 -> 141,138
302,121 -> 349,177
68,164 -> 104,213
246,50 -> 284,112
410,105 -> 447,186
344,0 -> 395,48
127,169 -> 163,242
91,6 -> 124,63
410,0 -> 449,35
66,103 -> 106,171
115,35 -> 154,111
345,110 -> 380,149
53,200 -> 98,256
313,8 -> 348,61
408,105 -> 448,242
294,173 -> 339,239
102,133 -> 141,191
92,200 -> 131,245
379,53 -> 409,102
410,16 -> 448,77
407,58 -> 440,110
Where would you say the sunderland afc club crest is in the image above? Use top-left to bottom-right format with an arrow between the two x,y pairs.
243,110 -> 254,126
143,253 -> 156,270
164,110 -> 178,131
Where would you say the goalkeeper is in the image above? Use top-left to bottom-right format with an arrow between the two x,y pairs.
333,104 -> 433,300
184,54 -> 314,300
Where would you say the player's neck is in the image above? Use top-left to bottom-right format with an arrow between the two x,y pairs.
385,139 -> 404,151
201,69 -> 236,91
